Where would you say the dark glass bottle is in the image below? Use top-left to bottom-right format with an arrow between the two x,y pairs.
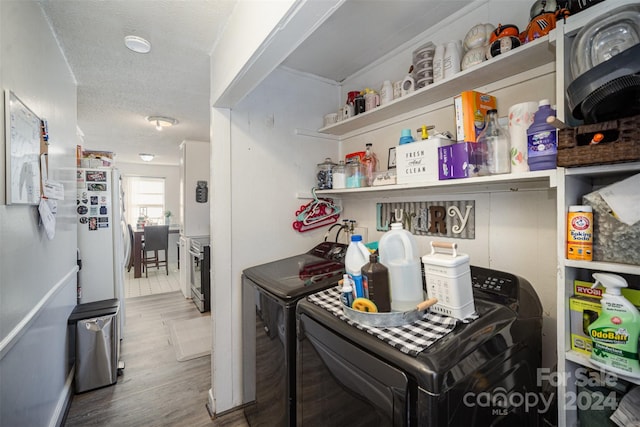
361,254 -> 391,312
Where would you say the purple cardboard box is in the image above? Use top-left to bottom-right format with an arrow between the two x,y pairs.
438,142 -> 476,180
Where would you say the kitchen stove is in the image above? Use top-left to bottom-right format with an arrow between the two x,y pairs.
189,237 -> 210,313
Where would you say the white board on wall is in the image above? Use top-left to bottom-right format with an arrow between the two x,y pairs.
5,90 -> 41,205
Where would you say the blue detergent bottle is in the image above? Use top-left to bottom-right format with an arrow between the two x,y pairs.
399,129 -> 415,145
527,99 -> 557,171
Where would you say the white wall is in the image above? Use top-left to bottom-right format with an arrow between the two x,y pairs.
210,66 -> 339,412
0,2 -> 78,426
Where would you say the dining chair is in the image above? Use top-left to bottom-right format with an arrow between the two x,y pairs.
127,223 -> 135,272
142,225 -> 169,277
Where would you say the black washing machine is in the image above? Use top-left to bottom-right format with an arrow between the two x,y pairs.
296,265 -> 543,427
242,241 -> 348,426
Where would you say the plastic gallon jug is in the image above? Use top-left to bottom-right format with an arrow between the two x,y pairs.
587,273 -> 640,379
378,223 -> 423,311
527,100 -> 558,171
345,235 -> 370,299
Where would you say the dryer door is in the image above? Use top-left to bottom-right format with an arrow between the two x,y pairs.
298,313 -> 408,426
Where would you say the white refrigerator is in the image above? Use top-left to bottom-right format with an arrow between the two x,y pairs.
76,168 -> 129,332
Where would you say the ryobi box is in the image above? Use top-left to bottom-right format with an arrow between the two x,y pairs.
570,280 -> 640,355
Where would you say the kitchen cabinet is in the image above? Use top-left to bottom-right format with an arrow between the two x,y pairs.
179,140 -> 210,238
554,2 -> 640,426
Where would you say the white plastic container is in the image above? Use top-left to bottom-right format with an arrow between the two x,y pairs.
396,136 -> 454,183
421,241 -> 475,320
345,234 -> 370,299
378,223 -> 423,311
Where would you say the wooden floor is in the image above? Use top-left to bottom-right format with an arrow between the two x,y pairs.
64,291 -> 249,427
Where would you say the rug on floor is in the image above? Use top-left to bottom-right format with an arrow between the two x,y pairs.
168,316 -> 212,362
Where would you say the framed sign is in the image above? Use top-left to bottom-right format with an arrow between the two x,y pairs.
388,147 -> 397,169
5,91 -> 41,204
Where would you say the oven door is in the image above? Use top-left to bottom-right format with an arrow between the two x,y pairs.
297,312 -> 408,426
189,247 -> 203,294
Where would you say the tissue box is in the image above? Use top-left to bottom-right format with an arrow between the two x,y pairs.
583,186 -> 640,265
396,137 -> 454,184
438,142 -> 483,180
454,91 -> 497,142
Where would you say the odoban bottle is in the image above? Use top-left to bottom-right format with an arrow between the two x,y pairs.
361,254 -> 391,312
588,273 -> 640,379
345,235 -> 370,299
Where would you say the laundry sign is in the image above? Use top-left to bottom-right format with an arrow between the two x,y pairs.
377,200 -> 475,239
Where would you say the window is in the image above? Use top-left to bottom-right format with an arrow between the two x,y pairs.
126,176 -> 165,228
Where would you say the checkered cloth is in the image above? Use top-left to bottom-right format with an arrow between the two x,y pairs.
307,287 -> 468,357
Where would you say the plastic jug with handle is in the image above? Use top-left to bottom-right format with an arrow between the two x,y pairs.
345,234 -> 370,299
378,222 -> 424,311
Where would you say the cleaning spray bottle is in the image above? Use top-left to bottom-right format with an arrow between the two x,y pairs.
587,273 -> 640,379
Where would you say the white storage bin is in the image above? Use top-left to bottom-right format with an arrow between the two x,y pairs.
396,137 -> 454,184
421,241 -> 475,320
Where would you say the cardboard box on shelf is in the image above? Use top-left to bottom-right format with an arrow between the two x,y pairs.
396,137 -> 454,184
569,296 -> 601,356
454,91 -> 497,143
438,141 -> 485,180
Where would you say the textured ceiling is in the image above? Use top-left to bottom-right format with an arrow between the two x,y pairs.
39,0 -> 476,166
40,0 -> 237,166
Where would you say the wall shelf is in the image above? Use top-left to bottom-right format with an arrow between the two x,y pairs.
565,350 -> 640,386
317,34 -> 555,136
316,169 -> 557,198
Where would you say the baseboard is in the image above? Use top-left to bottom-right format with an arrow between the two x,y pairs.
50,366 -> 75,427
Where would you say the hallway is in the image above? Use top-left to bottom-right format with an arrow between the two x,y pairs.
66,255 -> 218,427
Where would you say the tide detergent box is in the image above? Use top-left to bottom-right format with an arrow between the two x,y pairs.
454,91 -> 497,142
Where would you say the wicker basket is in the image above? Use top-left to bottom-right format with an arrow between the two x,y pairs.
557,115 -> 640,167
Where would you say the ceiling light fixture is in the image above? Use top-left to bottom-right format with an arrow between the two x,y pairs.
139,153 -> 154,162
124,35 -> 151,54
146,115 -> 178,131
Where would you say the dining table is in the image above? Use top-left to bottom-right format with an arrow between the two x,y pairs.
133,227 -> 180,278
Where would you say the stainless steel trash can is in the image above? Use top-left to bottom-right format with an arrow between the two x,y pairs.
68,299 -> 120,393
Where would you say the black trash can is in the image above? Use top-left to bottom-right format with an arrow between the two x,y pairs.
68,299 -> 120,393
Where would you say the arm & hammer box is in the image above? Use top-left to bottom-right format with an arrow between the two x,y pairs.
396,137 -> 454,184
570,280 -> 640,355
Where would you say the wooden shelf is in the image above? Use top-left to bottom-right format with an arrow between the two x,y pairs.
564,259 -> 640,276
317,34 -> 555,136
565,350 -> 640,386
